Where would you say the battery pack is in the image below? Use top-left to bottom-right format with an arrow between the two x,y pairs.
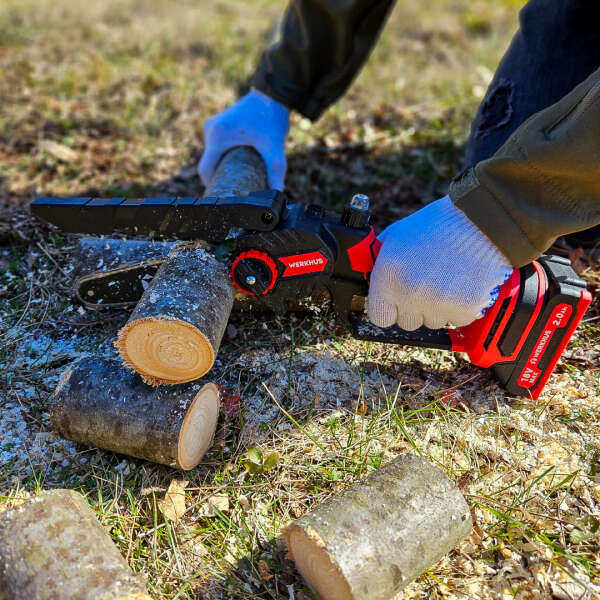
492,255 -> 591,399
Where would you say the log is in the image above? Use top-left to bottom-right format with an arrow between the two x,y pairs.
282,454 -> 472,600
71,237 -> 177,310
115,146 -> 267,384
114,245 -> 234,385
51,356 -> 220,470
0,489 -> 150,600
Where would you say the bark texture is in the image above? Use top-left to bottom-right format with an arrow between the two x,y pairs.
283,454 -> 472,600
0,489 -> 150,600
114,245 -> 234,385
51,356 -> 220,469
115,146 -> 266,384
204,146 -> 267,197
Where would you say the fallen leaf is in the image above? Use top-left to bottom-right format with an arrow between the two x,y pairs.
39,140 -> 78,162
246,447 -> 263,464
262,452 -> 280,471
568,247 -> 586,275
161,479 -> 188,521
243,460 -> 263,475
198,493 -> 230,517
550,580 -> 591,600
440,389 -> 461,407
220,388 -> 241,419
258,559 -> 273,581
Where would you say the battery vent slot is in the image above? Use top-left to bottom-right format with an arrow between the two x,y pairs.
483,297 -> 512,351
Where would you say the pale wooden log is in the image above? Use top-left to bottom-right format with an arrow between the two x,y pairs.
114,245 -> 234,385
203,145 -> 267,197
51,356 -> 220,470
115,146 -> 266,384
71,237 -> 176,309
0,489 -> 150,600
282,454 -> 472,600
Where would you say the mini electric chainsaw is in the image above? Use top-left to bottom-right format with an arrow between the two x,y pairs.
31,191 -> 592,399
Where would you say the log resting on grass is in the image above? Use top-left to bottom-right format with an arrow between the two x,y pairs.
282,454 -> 472,600
51,356 -> 220,470
0,489 -> 150,600
115,146 -> 266,384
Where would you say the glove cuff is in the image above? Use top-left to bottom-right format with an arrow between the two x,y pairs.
248,88 -> 290,131
437,196 -> 511,269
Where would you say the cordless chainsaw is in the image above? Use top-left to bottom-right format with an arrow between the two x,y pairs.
31,191 -> 592,399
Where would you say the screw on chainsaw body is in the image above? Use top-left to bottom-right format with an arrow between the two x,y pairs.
350,194 -> 370,212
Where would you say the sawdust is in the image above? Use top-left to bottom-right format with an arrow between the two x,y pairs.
0,331 -> 115,486
239,348 -> 395,445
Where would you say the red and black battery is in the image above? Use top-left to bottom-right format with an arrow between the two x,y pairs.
452,255 -> 591,399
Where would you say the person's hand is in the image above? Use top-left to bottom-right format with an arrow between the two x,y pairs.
198,89 -> 290,191
367,196 -> 513,331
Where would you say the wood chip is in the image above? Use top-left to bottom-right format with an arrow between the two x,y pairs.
161,479 -> 189,521
39,140 -> 78,162
198,493 -> 229,517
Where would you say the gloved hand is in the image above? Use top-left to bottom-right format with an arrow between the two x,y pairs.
367,196 -> 513,331
198,88 -> 290,191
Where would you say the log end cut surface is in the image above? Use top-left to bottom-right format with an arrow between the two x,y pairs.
284,525 -> 354,600
178,382 -> 220,470
116,316 -> 215,385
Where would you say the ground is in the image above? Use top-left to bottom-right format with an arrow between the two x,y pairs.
1,0 -> 599,599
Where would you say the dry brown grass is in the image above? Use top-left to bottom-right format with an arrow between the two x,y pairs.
1,1 -> 599,599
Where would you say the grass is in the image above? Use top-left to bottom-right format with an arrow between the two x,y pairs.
1,0 -> 599,598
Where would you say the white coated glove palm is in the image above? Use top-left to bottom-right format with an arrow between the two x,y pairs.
198,89 -> 290,191
367,196 -> 513,331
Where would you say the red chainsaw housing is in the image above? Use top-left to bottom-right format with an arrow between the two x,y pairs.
449,263 -> 546,368
449,257 -> 591,400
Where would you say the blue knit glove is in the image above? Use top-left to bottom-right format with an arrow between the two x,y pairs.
198,89 -> 290,191
367,196 -> 513,331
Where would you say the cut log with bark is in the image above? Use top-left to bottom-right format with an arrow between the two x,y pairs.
114,245 -> 234,385
0,489 -> 150,600
282,454 -> 472,600
115,146 -> 266,384
51,356 -> 220,469
71,237 -> 177,310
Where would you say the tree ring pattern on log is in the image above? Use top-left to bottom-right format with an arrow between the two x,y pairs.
285,524 -> 353,600
177,382 -> 220,469
116,316 -> 214,386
